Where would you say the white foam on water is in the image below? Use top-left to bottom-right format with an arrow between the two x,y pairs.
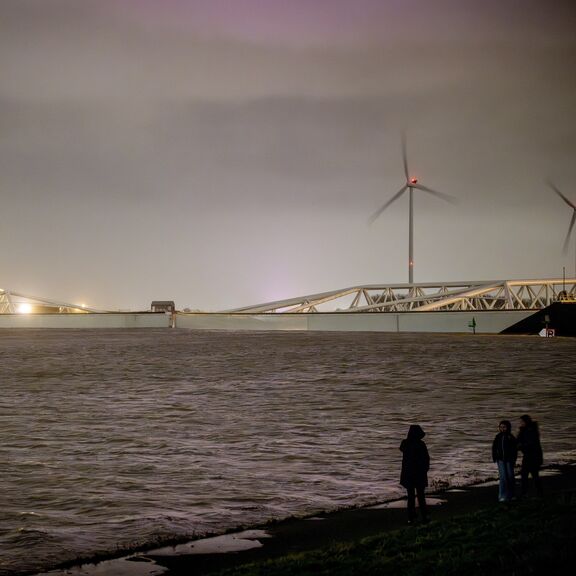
144,529 -> 272,557
34,556 -> 167,576
369,497 -> 447,510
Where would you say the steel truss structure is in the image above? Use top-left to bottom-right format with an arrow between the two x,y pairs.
0,288 -> 105,314
224,279 -> 576,314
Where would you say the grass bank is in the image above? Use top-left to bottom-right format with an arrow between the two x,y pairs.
215,496 -> 576,576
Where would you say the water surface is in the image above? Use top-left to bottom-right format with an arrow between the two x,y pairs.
1,330 -> 574,575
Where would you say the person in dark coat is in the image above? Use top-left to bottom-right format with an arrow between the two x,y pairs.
400,424 -> 430,523
492,420 -> 517,502
517,414 -> 544,497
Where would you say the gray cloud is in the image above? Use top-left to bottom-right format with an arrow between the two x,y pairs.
1,0 -> 575,310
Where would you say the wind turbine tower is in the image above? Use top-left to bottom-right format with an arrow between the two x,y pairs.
369,136 -> 455,284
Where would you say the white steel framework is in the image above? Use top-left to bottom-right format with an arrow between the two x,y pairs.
223,279 -> 576,314
0,289 -> 106,314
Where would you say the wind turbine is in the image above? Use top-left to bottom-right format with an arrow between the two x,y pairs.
369,136 -> 456,284
548,181 -> 576,277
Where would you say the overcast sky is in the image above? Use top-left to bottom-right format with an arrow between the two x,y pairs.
1,0 -> 575,311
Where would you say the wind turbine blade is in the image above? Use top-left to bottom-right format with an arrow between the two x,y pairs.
548,180 -> 576,210
402,133 -> 409,181
562,210 -> 576,254
368,185 -> 408,224
412,183 -> 457,204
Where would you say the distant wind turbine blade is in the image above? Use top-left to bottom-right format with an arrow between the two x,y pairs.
368,185 -> 408,224
412,183 -> 457,204
547,181 -> 576,210
562,211 -> 576,254
402,133 -> 409,181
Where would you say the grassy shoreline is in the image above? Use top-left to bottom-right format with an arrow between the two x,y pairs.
149,465 -> 576,576
214,496 -> 576,575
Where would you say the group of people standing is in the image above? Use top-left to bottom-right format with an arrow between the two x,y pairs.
492,414 -> 544,502
399,415 -> 543,524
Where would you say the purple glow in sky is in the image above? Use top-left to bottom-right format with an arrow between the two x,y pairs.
122,0 -> 573,47
123,0 -> 397,46
1,0 -> 575,310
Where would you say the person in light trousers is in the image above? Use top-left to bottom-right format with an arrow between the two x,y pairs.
492,420 -> 517,502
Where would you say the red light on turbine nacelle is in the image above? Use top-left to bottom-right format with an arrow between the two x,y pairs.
410,177 -> 418,184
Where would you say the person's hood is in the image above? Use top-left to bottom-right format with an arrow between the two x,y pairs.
407,425 -> 425,440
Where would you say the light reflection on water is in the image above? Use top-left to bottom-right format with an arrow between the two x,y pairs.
0,329 -> 574,575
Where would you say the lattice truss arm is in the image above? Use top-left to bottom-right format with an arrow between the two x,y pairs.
222,279 -> 576,314
0,289 -> 106,314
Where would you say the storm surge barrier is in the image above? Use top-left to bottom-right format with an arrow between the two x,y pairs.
1,279 -> 575,332
220,279 -> 576,314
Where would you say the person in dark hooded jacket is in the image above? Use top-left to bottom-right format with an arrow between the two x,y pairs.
400,424 -> 430,523
517,414 -> 544,497
492,420 -> 517,502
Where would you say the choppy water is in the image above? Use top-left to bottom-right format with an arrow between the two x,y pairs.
1,329 -> 575,575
